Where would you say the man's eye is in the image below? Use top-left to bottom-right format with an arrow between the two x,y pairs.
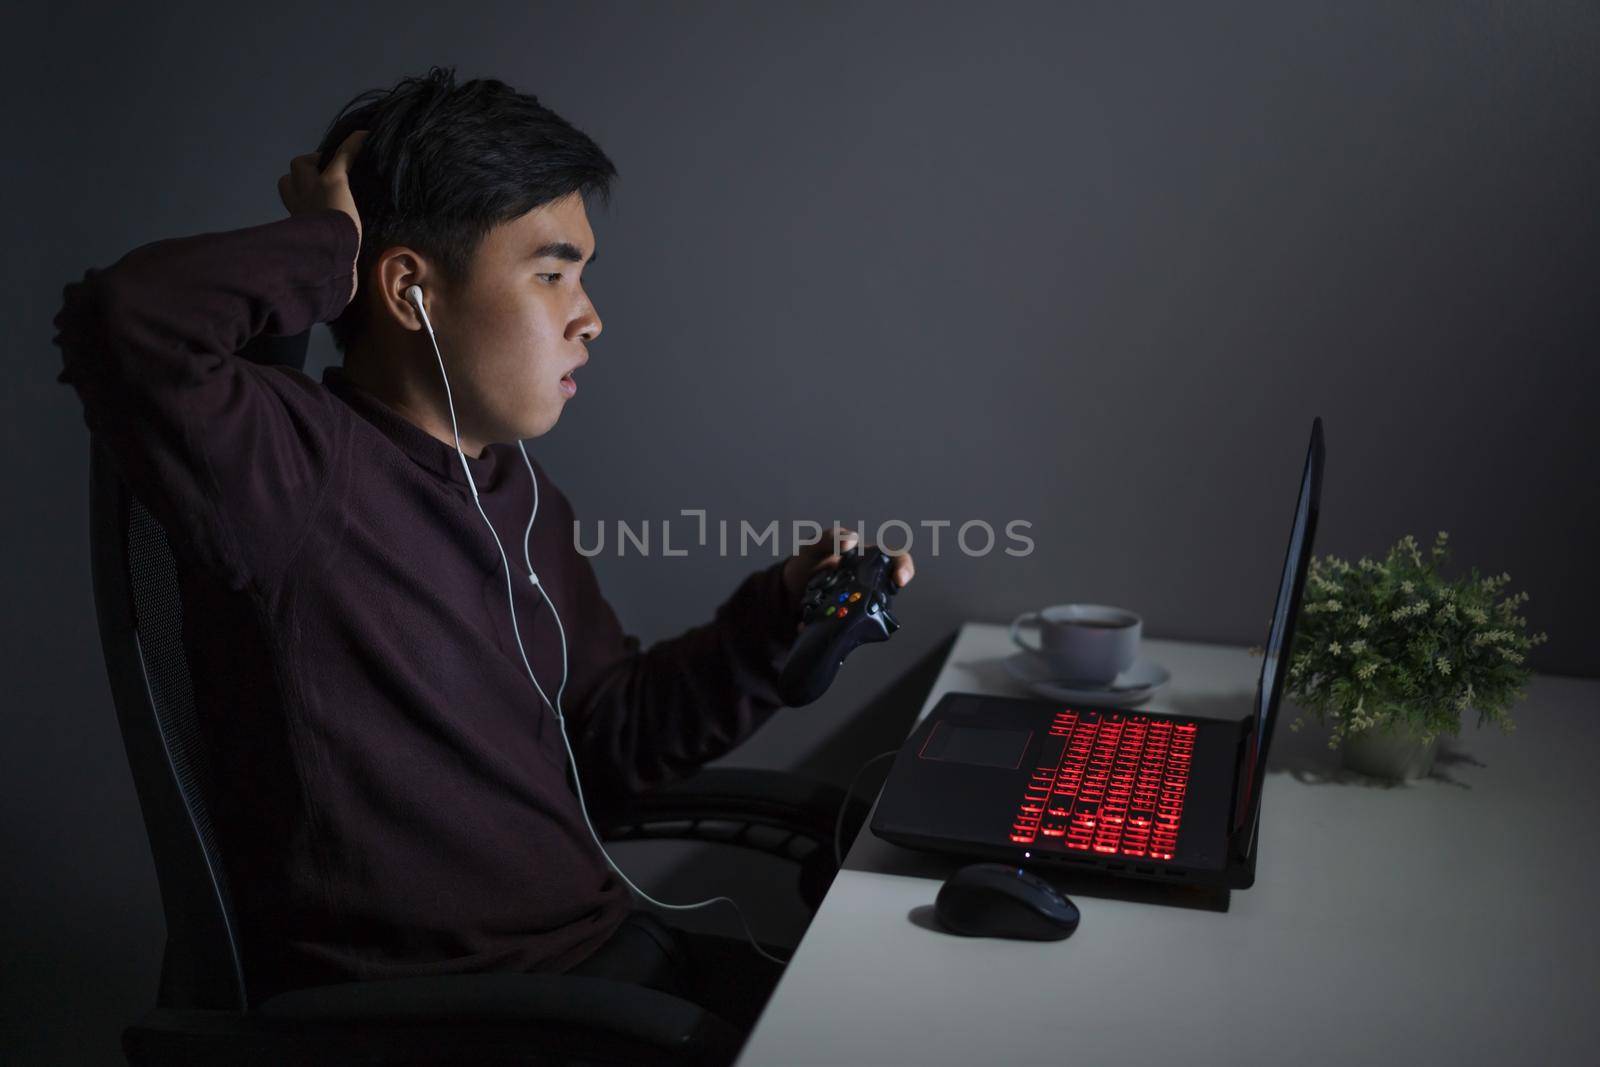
538,273 -> 562,284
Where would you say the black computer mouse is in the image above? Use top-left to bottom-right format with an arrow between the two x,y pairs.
935,862 -> 1081,940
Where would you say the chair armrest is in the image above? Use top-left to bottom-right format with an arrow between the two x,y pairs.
126,974 -> 743,1066
598,768 -> 873,912
601,767 -> 870,861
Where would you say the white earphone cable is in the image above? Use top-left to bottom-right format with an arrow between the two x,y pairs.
410,288 -> 791,967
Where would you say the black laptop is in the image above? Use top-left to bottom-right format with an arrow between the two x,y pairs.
870,417 -> 1325,890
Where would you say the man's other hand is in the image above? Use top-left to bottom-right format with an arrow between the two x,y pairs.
278,129 -> 368,304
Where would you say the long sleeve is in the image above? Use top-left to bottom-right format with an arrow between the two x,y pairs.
532,474 -> 800,819
53,209 -> 360,593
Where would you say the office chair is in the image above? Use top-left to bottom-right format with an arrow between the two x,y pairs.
87,332 -> 874,1066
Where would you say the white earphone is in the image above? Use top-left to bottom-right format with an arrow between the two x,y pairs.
404,284 -> 788,966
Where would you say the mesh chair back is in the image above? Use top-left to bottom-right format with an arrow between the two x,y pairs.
88,440 -> 249,1010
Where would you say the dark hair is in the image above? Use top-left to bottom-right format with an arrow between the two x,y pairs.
315,65 -> 618,354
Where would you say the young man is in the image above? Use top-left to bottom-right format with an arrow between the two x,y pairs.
52,66 -> 913,1025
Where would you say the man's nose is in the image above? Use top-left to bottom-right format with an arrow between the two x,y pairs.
573,303 -> 601,343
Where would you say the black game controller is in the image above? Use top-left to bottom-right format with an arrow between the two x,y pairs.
777,545 -> 903,706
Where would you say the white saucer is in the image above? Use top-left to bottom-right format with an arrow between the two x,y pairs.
1003,652 -> 1171,707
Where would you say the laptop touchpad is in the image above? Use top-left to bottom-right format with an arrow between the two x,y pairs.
919,722 -> 1031,769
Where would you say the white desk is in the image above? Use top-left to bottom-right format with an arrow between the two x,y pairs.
736,624 -> 1599,1066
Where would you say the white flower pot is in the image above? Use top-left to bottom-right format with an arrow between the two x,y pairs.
1340,724 -> 1440,780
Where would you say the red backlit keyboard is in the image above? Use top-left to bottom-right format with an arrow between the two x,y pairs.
1009,709 -> 1198,861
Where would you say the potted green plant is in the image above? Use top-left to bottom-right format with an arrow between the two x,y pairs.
1267,531 -> 1547,780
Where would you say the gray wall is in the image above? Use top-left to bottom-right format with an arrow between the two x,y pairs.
7,1 -> 1596,1062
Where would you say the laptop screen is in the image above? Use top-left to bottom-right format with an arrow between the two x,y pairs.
1233,417 -> 1324,847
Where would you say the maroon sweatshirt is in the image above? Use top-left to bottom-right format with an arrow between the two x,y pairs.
53,207 -> 798,1000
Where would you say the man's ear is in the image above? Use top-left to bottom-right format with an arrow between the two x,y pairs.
373,247 -> 433,332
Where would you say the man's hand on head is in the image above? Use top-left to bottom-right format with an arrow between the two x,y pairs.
278,128 -> 368,304
780,525 -> 915,633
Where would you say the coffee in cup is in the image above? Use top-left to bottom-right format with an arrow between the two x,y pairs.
1009,604 -> 1142,685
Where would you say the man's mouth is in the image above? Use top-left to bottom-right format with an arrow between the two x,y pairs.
559,355 -> 587,399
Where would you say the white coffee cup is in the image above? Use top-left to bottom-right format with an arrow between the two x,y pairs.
1009,604 -> 1142,685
